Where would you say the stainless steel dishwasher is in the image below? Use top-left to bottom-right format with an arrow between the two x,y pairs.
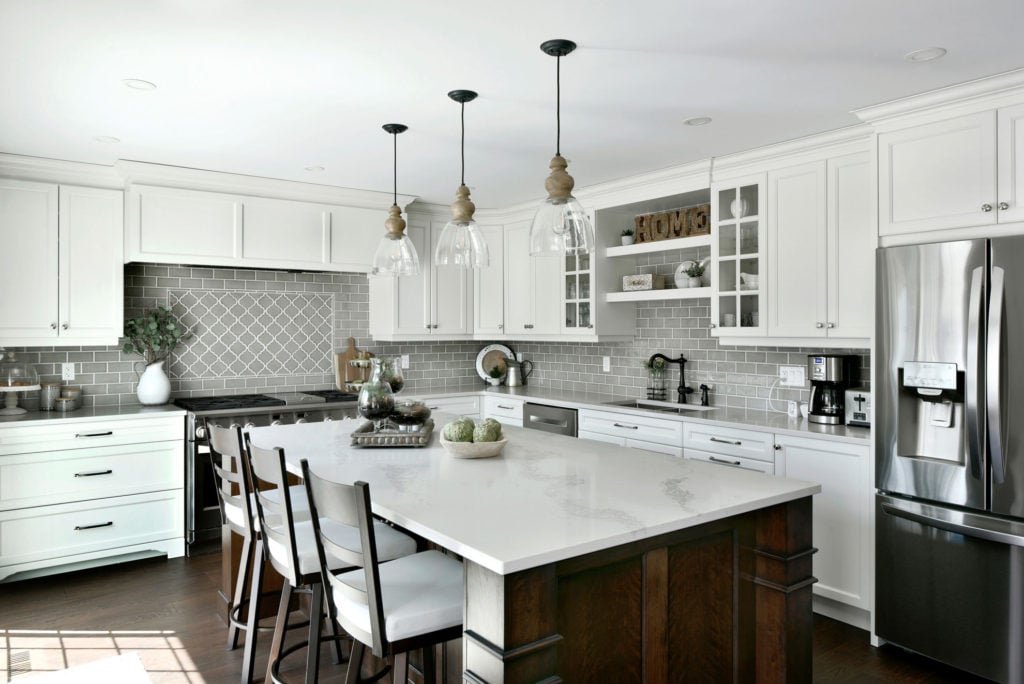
523,402 -> 577,437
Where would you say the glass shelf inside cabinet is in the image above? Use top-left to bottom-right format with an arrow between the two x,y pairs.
714,180 -> 762,331
564,252 -> 593,331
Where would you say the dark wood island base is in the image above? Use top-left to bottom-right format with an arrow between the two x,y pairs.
463,497 -> 815,683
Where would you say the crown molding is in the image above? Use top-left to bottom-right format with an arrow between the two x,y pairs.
711,125 -> 872,179
0,153 -> 123,188
853,67 -> 1024,127
115,160 -> 416,209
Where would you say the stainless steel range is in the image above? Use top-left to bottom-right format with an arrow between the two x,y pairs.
176,390 -> 359,551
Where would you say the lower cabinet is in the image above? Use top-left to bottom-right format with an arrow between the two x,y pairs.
578,409 -> 683,458
482,396 -> 525,428
415,395 -> 481,420
0,413 -> 185,582
778,434 -> 871,624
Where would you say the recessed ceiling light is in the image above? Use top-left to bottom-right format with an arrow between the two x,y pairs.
305,165 -> 325,172
123,78 -> 158,90
684,116 -> 713,126
904,47 -> 947,63
94,136 -> 121,144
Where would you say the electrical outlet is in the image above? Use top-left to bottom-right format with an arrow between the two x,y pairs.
400,354 -> 410,369
62,363 -> 75,381
779,365 -> 805,387
516,352 -> 524,362
602,356 -> 611,373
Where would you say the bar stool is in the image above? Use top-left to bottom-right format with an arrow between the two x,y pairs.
244,437 -> 418,684
300,459 -> 464,684
209,423 -> 312,684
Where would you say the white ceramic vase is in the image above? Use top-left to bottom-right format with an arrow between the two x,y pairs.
136,360 -> 171,405
621,235 -> 635,246
688,276 -> 702,288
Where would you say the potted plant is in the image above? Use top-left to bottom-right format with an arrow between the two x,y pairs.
487,366 -> 503,386
685,261 -> 705,288
620,228 -> 635,246
122,306 -> 192,405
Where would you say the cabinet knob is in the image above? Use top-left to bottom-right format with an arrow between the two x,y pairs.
50,322 -> 57,330
816,322 -> 824,329
498,324 -> 503,330
524,324 -> 534,329
587,324 -> 594,329
432,324 -> 439,329
826,322 -> 835,329
1000,202 -> 1010,211
709,323 -> 717,329
62,323 -> 69,330
982,203 -> 993,212
774,444 -> 783,450
425,325 -> 431,330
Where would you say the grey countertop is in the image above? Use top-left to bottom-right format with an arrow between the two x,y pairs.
0,404 -> 185,426
408,383 -> 871,445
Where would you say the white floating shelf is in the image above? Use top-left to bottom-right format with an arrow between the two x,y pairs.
606,287 -> 712,303
605,234 -> 711,257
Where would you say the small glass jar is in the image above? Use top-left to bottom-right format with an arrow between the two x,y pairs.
377,357 -> 405,394
358,359 -> 395,431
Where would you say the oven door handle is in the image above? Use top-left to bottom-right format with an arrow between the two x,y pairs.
881,499 -> 1024,548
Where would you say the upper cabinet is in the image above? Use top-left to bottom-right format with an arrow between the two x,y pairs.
368,214 -> 473,341
473,225 -> 505,336
711,176 -> 766,336
765,152 -> 873,340
998,103 -> 1024,225
504,220 -> 561,337
0,180 -> 123,347
125,184 -> 389,273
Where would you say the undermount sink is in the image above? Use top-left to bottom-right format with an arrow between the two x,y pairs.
603,399 -> 715,414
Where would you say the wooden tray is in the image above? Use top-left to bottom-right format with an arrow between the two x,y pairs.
350,419 -> 434,448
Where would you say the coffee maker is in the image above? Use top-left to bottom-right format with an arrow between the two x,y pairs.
806,355 -> 857,425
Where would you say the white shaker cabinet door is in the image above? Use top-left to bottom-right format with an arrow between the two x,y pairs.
878,111 -> 997,236
474,225 -> 505,335
242,197 -> 328,266
827,152 -> 873,339
329,205 -> 381,273
0,179 -> 58,340
766,161 -> 827,338
59,186 -> 124,343
998,103 -> 1024,225
392,220 -> 431,334
503,221 -> 533,334
532,251 -> 562,335
429,220 -> 472,336
128,185 -> 241,263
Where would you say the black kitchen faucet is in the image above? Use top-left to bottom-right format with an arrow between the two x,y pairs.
648,353 -> 694,404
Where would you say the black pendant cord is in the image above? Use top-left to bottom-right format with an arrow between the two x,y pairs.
556,54 -> 561,156
392,131 -> 398,207
460,100 -> 466,187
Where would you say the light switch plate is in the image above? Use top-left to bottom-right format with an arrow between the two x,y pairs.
602,357 -> 610,373
62,363 -> 75,381
779,365 -> 805,387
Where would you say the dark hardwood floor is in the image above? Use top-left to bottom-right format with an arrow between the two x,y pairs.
0,553 -> 992,683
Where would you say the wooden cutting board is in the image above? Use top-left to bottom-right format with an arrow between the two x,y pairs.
335,337 -> 374,390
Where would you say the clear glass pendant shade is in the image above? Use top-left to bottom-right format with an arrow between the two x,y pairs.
529,195 -> 595,256
371,232 -> 420,277
434,219 -> 489,268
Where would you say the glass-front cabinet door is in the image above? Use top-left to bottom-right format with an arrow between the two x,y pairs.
562,251 -> 593,333
711,175 -> 765,336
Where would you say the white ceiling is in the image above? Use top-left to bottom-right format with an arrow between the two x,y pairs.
1,1 -> 1023,208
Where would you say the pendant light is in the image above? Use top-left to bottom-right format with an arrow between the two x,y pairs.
371,123 -> 420,277
529,39 -> 595,256
434,90 -> 489,268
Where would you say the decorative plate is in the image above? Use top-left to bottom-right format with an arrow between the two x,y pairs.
475,343 -> 514,383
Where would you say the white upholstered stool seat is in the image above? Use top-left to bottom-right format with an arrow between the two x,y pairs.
266,517 -> 417,578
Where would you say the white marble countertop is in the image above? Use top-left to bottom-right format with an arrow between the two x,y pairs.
247,417 -> 820,576
405,384 -> 870,445
0,404 -> 185,426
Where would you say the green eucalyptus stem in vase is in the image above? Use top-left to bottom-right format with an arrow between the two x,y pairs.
122,306 -> 191,365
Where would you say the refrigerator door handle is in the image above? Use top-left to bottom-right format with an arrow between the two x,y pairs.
881,499 -> 1024,548
966,266 -> 985,480
988,266 -> 1008,484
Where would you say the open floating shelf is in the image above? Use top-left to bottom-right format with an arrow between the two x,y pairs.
606,286 -> 712,303
605,234 -> 711,257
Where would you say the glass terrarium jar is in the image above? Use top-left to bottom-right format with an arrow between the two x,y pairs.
378,357 -> 405,394
358,358 -> 395,430
646,362 -> 667,401
0,350 -> 41,416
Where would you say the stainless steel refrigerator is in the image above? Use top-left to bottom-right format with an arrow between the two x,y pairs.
876,238 -> 1024,683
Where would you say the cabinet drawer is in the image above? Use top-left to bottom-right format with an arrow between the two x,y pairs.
579,409 -> 683,447
0,489 -> 184,568
0,415 -> 183,457
483,396 -> 525,424
0,441 -> 183,511
685,448 -> 775,475
682,422 -> 774,463
628,439 -> 683,458
418,396 -> 481,418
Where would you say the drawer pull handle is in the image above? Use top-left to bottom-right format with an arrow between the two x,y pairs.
709,437 -> 742,446
76,431 -> 114,438
497,404 -> 516,410
530,416 -> 568,428
74,469 -> 113,477
709,456 -> 742,466
75,521 -> 113,531
613,423 -> 639,430
427,406 -> 440,410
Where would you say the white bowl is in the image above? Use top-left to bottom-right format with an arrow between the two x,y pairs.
439,436 -> 507,459
740,273 -> 759,289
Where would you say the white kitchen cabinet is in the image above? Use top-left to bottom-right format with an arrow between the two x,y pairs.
998,103 -> 1024,225
0,413 -> 184,582
878,111 -> 999,236
126,184 -> 382,272
779,434 -> 871,620
765,152 -> 873,340
578,409 -> 684,457
474,225 -> 505,336
684,448 -> 774,475
710,175 -> 766,336
504,220 -> 561,336
368,215 -> 474,341
415,394 -> 481,419
0,180 -> 123,347
682,421 -> 776,465
482,395 -> 524,427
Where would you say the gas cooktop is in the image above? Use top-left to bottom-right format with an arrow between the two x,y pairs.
174,390 -> 358,413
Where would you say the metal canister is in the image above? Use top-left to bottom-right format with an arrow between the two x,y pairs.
40,382 -> 61,410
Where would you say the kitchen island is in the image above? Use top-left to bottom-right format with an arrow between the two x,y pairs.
247,417 -> 819,683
